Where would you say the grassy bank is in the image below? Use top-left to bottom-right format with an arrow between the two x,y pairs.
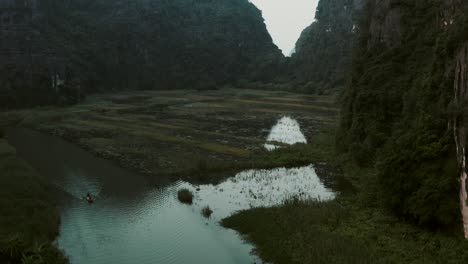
184,129 -> 338,183
0,138 -> 68,264
222,136 -> 468,264
4,89 -> 338,183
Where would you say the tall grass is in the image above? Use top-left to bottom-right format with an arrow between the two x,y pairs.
0,235 -> 68,264
222,200 -> 372,264
184,130 -> 337,183
0,140 -> 68,263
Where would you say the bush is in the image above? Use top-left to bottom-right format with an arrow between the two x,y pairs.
222,201 -> 372,264
201,206 -> 213,218
177,189 -> 193,204
0,127 -> 4,138
0,235 -> 68,264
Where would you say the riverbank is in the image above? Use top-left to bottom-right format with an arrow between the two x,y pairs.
2,89 -> 338,183
0,138 -> 68,263
0,88 -> 340,264
222,137 -> 468,263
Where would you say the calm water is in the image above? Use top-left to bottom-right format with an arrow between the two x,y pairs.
6,124 -> 335,264
264,116 -> 307,151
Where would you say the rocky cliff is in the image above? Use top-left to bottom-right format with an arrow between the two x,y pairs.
339,0 -> 468,234
275,0 -> 363,94
0,0 -> 281,108
453,43 -> 468,238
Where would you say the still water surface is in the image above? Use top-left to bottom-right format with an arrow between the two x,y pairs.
264,116 -> 307,150
7,124 -> 334,264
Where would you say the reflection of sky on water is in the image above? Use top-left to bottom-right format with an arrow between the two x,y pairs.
264,116 -> 307,150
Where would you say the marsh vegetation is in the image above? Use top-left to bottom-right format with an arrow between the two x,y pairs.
0,139 -> 67,264
6,89 -> 337,182
177,189 -> 194,205
0,89 -> 339,264
201,206 -> 213,218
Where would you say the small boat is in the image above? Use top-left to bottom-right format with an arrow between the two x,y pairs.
85,193 -> 94,204
86,197 -> 94,203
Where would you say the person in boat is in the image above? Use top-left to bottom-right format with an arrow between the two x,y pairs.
86,192 -> 94,203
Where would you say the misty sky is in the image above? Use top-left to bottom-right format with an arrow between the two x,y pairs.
249,0 -> 319,56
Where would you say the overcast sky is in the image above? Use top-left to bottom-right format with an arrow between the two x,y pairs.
249,0 -> 319,56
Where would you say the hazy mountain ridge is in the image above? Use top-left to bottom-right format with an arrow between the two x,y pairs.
276,0 -> 363,94
0,0 -> 281,108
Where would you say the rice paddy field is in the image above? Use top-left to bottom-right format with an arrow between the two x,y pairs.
0,88 -> 343,264
3,88 -> 338,182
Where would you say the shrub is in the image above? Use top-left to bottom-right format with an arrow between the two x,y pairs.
201,206 -> 213,218
177,189 -> 193,204
0,127 -> 4,138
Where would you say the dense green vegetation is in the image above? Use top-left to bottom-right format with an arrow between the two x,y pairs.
0,0 -> 281,109
223,130 -> 468,264
223,192 -> 468,264
179,130 -> 339,184
338,0 -> 468,228
0,139 -> 67,264
245,0 -> 361,94
283,0 -> 360,94
223,199 -> 372,264
4,0 -> 468,262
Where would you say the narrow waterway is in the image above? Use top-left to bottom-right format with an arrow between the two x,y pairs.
6,122 -> 335,264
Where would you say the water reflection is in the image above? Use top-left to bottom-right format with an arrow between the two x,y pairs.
179,165 -> 335,220
6,128 -> 335,264
264,116 -> 307,150
6,128 -> 258,264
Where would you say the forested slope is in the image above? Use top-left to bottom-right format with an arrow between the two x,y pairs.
283,0 -> 364,94
338,0 -> 468,232
0,0 -> 281,108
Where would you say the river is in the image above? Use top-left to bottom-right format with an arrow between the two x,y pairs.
6,117 -> 335,264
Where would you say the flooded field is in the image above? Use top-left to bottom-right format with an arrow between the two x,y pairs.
7,127 -> 336,264
1,89 -> 344,264
7,89 -> 338,180
264,116 -> 308,151
180,165 -> 335,220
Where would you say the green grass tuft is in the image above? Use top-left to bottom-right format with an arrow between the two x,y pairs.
177,189 -> 194,204
0,140 -> 68,263
201,206 -> 213,218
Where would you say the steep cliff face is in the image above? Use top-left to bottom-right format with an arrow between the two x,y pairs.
453,39 -> 468,238
276,0 -> 362,94
339,0 -> 468,232
0,0 -> 281,108
445,0 -> 468,238
367,0 -> 403,48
